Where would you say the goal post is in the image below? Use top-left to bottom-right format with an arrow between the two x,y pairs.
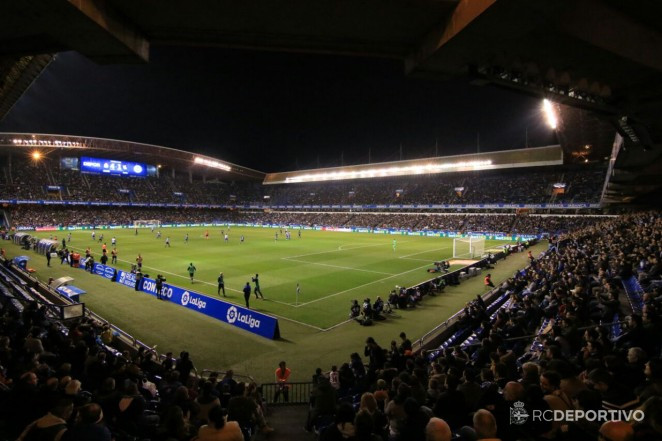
453,236 -> 485,259
132,219 -> 161,228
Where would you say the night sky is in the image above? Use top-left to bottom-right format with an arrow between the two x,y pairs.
0,46 -> 556,172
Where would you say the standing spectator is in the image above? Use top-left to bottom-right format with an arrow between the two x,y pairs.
176,351 -> 196,384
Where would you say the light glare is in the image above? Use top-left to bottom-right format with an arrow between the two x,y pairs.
285,160 -> 493,183
543,99 -> 558,130
193,156 -> 231,171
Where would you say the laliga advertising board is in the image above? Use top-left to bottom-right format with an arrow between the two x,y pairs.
87,264 -> 280,339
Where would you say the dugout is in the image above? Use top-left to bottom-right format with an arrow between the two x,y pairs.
36,239 -> 58,256
12,232 -> 32,249
12,256 -> 29,270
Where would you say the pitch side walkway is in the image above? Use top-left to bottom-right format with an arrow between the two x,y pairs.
255,404 -> 314,441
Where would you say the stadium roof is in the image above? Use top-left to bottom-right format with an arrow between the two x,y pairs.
0,133 -> 265,181
264,145 -> 563,185
0,0 -> 661,202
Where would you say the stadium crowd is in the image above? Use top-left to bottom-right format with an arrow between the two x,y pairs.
0,204 -> 660,441
0,290 -> 276,441
300,211 -> 662,441
0,157 -> 605,205
5,206 -> 606,237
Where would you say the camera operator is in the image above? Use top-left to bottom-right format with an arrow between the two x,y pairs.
155,275 -> 166,300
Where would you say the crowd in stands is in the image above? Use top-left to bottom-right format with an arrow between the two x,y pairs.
0,201 -> 660,440
5,206 -> 609,236
301,211 -> 662,441
0,280 -> 275,441
1,157 -> 605,205
262,167 -> 606,206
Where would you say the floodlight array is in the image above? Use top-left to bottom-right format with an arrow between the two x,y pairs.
284,160 -> 493,183
12,138 -> 83,147
193,156 -> 232,171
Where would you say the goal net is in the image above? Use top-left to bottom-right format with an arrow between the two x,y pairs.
453,236 -> 485,259
132,219 -> 161,228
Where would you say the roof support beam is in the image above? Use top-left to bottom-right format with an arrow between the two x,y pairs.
62,0 -> 149,63
404,0 -> 496,75
560,0 -> 662,73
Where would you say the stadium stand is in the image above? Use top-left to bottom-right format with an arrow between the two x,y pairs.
4,206 -> 606,237
0,157 -> 606,206
1,203 -> 659,441
0,257 -> 273,441
298,212 -> 662,440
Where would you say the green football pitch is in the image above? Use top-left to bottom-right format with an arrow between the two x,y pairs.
8,226 -> 533,382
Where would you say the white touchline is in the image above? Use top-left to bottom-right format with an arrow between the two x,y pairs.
282,257 -> 395,276
295,261 -> 434,307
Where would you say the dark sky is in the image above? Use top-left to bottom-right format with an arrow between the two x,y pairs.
0,46 -> 556,172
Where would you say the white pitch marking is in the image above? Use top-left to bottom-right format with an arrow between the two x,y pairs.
286,241 -> 391,259
65,245 -> 300,310
282,257 -> 395,276
397,246 -> 450,259
295,261 -> 433,307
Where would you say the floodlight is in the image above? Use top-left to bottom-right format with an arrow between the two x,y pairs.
542,99 -> 558,130
32,151 -> 42,160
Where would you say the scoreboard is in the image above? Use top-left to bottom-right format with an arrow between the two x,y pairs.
80,156 -> 147,177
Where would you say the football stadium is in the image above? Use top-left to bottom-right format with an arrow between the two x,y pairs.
0,2 -> 661,441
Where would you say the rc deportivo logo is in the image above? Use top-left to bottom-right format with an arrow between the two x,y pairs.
510,401 -> 529,425
227,306 -> 238,323
181,291 -> 190,306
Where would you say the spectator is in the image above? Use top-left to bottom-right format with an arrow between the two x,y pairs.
196,405 -> 243,441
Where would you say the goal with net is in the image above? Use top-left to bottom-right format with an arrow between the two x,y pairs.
132,220 -> 161,229
453,236 -> 485,259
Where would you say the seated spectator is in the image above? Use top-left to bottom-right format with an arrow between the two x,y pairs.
196,381 -> 221,423
196,405 -> 243,441
588,368 -> 640,411
320,402 -> 356,441
17,398 -> 73,441
472,409 -> 499,441
426,417 -> 452,441
350,300 -> 361,319
599,420 -> 634,441
63,402 -> 111,441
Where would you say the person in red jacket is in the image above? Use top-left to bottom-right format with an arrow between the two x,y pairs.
484,273 -> 495,288
273,361 -> 291,403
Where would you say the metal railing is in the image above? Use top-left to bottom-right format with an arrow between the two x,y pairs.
260,382 -> 314,405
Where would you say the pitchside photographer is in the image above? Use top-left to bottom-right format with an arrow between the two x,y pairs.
155,274 -> 166,300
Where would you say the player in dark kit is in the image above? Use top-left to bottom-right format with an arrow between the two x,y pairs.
253,273 -> 264,299
217,272 -> 226,297
188,263 -> 197,283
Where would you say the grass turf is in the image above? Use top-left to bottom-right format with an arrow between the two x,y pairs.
5,227 -> 544,382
